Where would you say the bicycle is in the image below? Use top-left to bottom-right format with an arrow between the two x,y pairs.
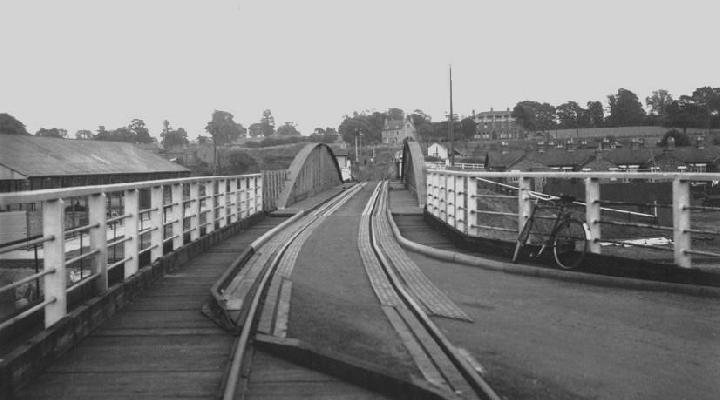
512,194 -> 590,269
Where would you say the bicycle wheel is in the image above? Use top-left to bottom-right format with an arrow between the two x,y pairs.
512,211 -> 536,263
552,218 -> 588,269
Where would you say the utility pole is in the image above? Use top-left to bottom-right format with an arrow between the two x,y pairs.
355,129 -> 359,163
448,65 -> 455,167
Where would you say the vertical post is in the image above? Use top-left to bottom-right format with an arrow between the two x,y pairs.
585,177 -> 601,254
448,65 -> 455,167
256,175 -> 263,213
248,177 -> 256,216
205,181 -> 215,234
149,185 -> 163,262
229,178 -> 238,223
189,182 -> 200,241
123,189 -> 139,278
88,193 -> 108,293
43,199 -> 67,327
518,177 -> 532,233
467,176 -> 478,236
441,172 -> 448,222
217,178 -> 227,229
171,183 -> 184,250
239,177 -> 247,219
672,178 -> 692,268
447,174 -> 456,228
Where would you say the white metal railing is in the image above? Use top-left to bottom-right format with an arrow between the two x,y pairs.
426,169 -> 720,269
0,174 -> 263,331
425,161 -> 485,170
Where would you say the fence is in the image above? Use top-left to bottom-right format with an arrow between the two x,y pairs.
0,174 -> 264,331
426,169 -> 720,269
262,169 -> 289,211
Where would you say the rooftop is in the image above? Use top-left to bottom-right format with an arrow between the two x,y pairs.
0,135 -> 189,179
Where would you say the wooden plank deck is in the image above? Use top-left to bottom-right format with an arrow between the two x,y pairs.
14,217 -> 287,400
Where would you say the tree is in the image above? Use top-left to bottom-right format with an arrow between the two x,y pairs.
160,120 -> 189,149
646,89 -> 673,117
556,101 -> 586,129
511,101 -> 556,132
606,88 -> 646,126
205,110 -> 246,145
35,128 -> 67,138
0,113 -> 29,135
313,127 -> 326,135
129,119 -> 153,143
95,127 -> 136,142
387,108 -> 405,121
658,129 -> 691,147
260,109 -> 275,137
586,101 -> 604,127
197,135 -> 212,145
75,129 -> 93,140
458,117 -> 476,140
276,122 -> 301,136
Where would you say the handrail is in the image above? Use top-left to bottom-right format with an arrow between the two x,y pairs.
0,268 -> 56,295
0,235 -> 54,255
427,168 -> 720,270
0,173 -> 262,206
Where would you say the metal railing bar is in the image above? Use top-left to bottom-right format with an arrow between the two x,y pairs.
684,227 -> 720,236
66,273 -> 100,294
163,218 -> 179,226
139,244 -> 159,254
685,205 -> 720,212
138,207 -> 159,215
65,249 -> 100,266
684,248 -> 720,258
0,297 -> 56,331
183,198 -> 198,204
598,239 -> 674,252
597,200 -> 671,208
163,234 -> 180,243
470,224 -> 517,233
0,235 -> 54,255
471,210 -> 518,217
470,194 -> 516,199
64,223 -> 100,237
108,256 -> 132,270
107,214 -> 130,225
0,269 -> 56,295
107,236 -> 131,248
598,220 -> 673,231
138,226 -> 159,235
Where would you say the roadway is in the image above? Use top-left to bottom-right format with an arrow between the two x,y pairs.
10,181 -> 720,399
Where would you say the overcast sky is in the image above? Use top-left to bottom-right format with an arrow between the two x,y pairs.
1,0 -> 718,139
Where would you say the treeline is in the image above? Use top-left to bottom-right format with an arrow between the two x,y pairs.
512,87 -> 720,133
338,108 -> 477,144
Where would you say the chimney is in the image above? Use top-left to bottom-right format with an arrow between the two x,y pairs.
630,138 -> 640,151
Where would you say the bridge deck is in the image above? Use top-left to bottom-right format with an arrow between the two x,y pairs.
14,217 -> 288,400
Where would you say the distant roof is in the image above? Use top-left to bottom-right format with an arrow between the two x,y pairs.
0,135 -> 189,178
486,150 -> 525,169
527,148 -> 595,167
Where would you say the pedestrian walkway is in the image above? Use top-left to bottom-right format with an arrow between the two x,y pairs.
13,217 -> 289,400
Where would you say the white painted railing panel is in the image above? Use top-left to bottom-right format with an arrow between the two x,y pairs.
427,169 -> 720,270
0,174 -> 263,331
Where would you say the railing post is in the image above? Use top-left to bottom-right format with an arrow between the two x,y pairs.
672,178 -> 692,268
585,177 -> 601,254
229,178 -> 238,224
123,188 -> 139,278
43,199 -> 67,327
256,175 -> 263,213
239,177 -> 247,219
149,185 -> 163,262
189,182 -> 200,241
249,176 -> 257,215
441,172 -> 448,222
426,171 -> 433,211
205,181 -> 215,234
518,176 -> 532,233
88,193 -> 108,293
171,183 -> 184,250
467,176 -> 478,236
217,178 -> 227,229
